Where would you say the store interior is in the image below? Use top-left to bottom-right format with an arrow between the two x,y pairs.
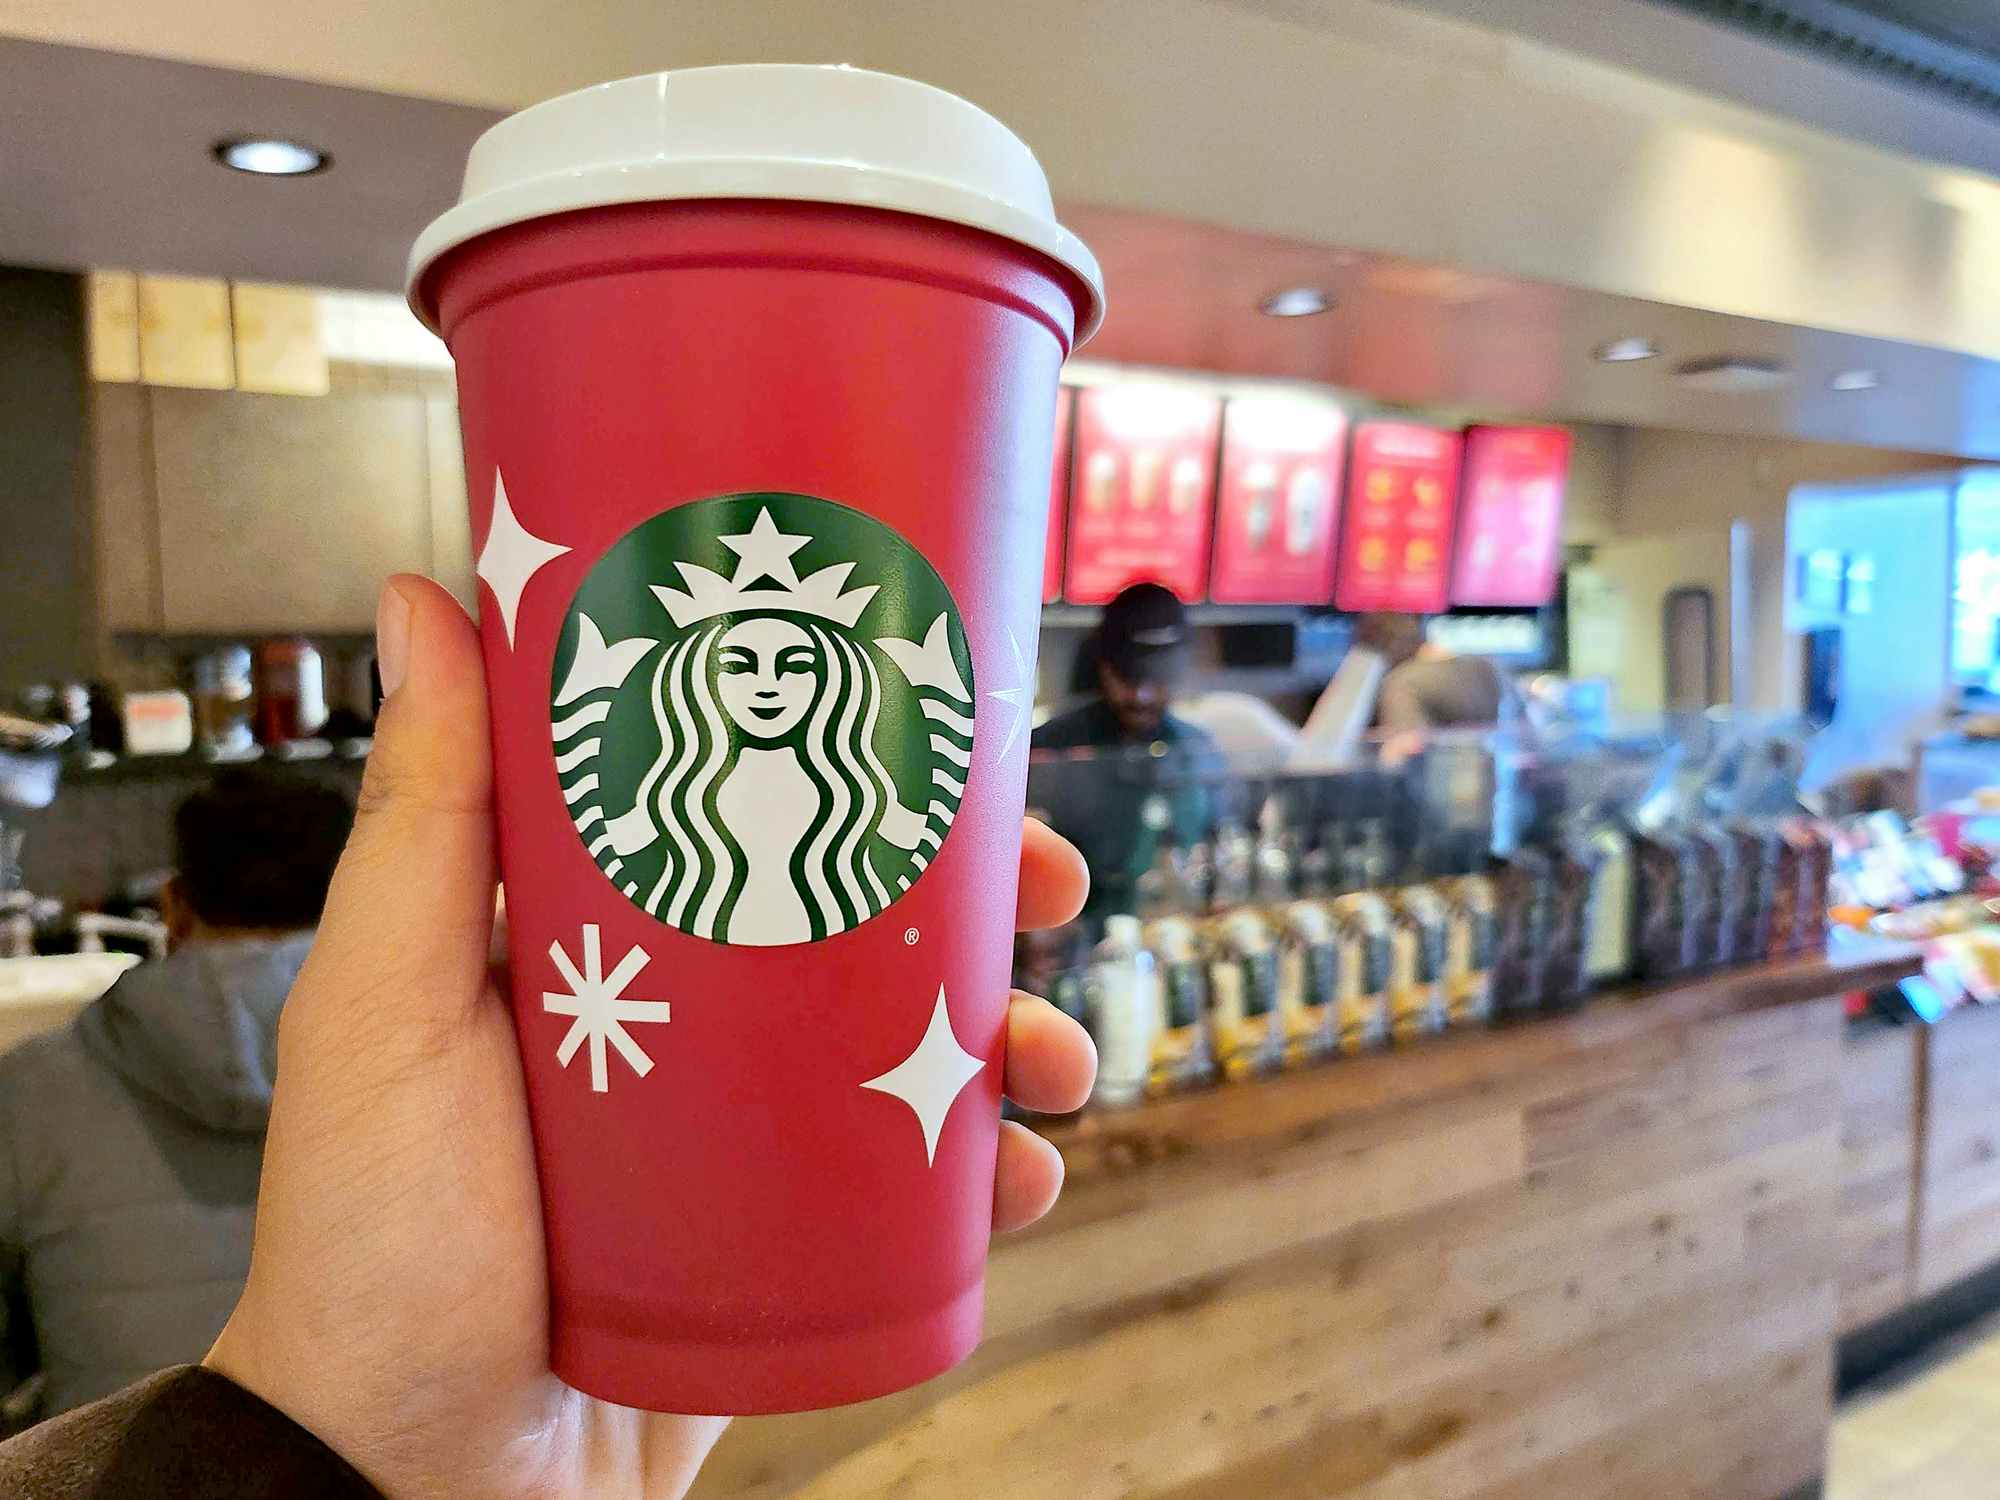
8,2 -> 2000,1497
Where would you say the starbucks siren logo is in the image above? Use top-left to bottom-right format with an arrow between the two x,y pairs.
550,493 -> 974,946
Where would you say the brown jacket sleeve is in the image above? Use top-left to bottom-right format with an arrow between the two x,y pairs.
0,1366 -> 383,1499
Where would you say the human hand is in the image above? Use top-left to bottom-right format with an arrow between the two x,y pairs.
205,576 -> 1094,1500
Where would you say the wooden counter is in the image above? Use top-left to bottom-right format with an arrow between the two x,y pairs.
690,945 -> 1919,1500
1836,1022 -> 1921,1333
1914,1000 -> 2000,1298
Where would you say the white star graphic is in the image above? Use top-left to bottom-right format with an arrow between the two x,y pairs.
476,470 -> 570,648
718,507 -> 811,589
862,984 -> 986,1166
544,925 -> 672,1094
987,627 -> 1035,762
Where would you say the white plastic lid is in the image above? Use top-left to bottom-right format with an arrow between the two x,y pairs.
407,64 -> 1103,341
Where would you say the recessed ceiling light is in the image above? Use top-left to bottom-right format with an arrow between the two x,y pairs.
212,137 -> 329,177
1830,369 -> 1882,392
1258,286 -> 1333,318
1674,356 -> 1792,394
1594,336 -> 1661,363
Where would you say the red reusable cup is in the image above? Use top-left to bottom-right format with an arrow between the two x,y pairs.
408,66 -> 1103,1414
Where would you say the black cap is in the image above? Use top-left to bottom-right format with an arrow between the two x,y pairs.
1097,582 -> 1190,681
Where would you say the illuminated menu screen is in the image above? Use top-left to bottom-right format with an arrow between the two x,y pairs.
1449,425 -> 1571,607
1063,384 -> 1223,605
1332,421 -> 1464,613
1043,385 -> 1075,603
1208,397 -> 1348,605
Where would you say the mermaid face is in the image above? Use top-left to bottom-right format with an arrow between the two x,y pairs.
713,616 -> 821,742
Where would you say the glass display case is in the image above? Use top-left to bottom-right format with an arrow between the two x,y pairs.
1018,712 -> 1834,1109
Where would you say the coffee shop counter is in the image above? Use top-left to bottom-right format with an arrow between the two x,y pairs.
687,944 -> 1920,1500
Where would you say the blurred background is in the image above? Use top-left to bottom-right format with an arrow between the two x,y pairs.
7,1 -> 2000,1494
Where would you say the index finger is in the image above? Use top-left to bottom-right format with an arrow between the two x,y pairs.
1017,817 -> 1088,932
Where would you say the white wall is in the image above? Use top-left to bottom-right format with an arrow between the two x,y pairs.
1614,430 -> 1960,711
1785,478 -> 1954,787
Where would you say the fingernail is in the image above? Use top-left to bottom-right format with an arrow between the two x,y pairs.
377,583 -> 413,699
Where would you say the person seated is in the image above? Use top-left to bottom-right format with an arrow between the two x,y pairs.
0,769 -> 353,1425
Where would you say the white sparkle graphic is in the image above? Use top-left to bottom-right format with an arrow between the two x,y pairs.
544,925 -> 671,1094
862,984 -> 985,1166
476,470 -> 571,648
988,627 -> 1034,762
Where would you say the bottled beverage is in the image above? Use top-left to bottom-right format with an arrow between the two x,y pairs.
1135,812 -> 1187,922
1360,818 -> 1395,890
1441,874 -> 1498,1027
1179,838 -> 1214,915
1329,891 -> 1393,1055
1206,908 -> 1284,1080
1277,900 -> 1339,1065
253,639 -> 329,746
1209,818 -> 1255,912
1142,915 -> 1214,1094
1087,915 -> 1159,1107
192,645 -> 257,759
1387,885 -> 1450,1042
1253,800 -> 1295,907
1343,816 -> 1393,894
1046,967 -> 1092,1031
1583,824 -> 1634,985
1297,821 -> 1339,898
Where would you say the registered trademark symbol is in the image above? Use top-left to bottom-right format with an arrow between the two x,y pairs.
904,927 -> 920,946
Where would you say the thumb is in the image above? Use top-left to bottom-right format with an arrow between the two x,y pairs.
296,576 -> 497,1031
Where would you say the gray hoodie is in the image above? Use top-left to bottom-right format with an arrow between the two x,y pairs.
0,934 -> 311,1421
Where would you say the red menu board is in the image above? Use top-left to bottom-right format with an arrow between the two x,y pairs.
1209,397 -> 1348,604
1063,384 -> 1223,604
1332,421 -> 1464,614
1449,425 -> 1571,607
1043,385 -> 1075,603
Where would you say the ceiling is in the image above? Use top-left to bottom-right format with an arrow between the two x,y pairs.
1386,0 -> 2000,176
0,35 -> 491,291
3,32 -> 2000,458
1646,0 -> 2000,116
1070,206 -> 2000,458
12,0 -> 2000,368
1794,0 -> 2000,59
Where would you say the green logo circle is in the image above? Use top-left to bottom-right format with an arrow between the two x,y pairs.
551,493 -> 974,946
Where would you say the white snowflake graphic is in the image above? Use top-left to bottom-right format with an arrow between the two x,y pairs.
544,925 -> 671,1093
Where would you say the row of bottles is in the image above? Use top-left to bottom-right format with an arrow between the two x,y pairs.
1041,808 -> 1835,1110
1062,873 -> 1500,1107
1135,800 -> 1402,919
